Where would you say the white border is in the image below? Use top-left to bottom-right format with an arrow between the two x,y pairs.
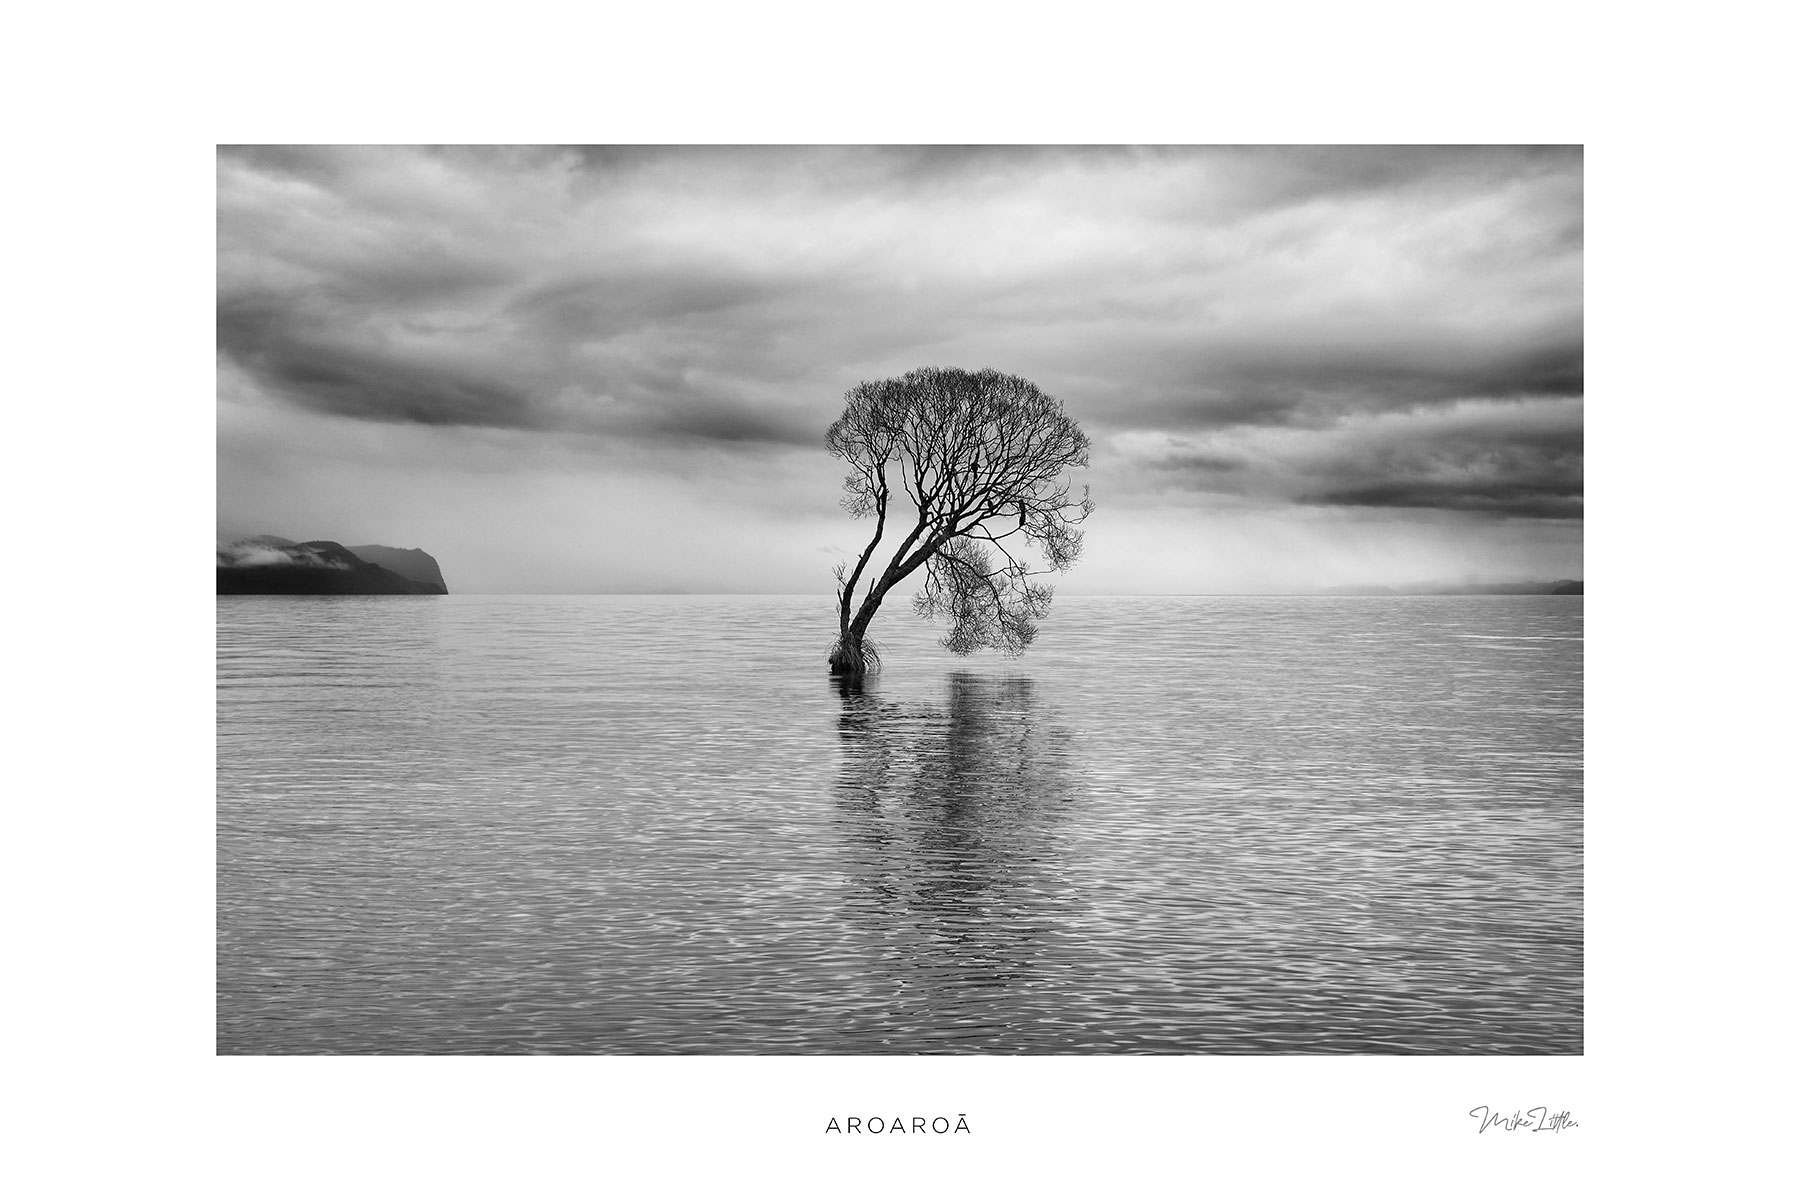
20,1 -> 1793,1194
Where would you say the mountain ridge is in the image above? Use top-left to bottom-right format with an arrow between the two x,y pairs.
347,544 -> 448,591
217,537 -> 449,595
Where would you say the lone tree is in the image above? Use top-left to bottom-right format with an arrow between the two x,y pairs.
826,366 -> 1093,680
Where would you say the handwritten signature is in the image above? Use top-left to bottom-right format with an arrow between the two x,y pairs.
1470,1106 -> 1578,1133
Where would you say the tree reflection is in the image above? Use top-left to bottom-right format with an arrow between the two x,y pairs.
830,672 -> 1082,1034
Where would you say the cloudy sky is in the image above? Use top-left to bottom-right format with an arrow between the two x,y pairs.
217,145 -> 1581,594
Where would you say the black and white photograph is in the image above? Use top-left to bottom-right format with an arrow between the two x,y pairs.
216,144 -> 1583,1056
17,6 -> 1794,1194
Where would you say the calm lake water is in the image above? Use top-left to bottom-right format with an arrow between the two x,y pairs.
217,594 -> 1582,1054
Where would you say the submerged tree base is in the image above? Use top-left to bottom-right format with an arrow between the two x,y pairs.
827,635 -> 881,681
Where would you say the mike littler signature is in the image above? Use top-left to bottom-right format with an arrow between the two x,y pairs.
1470,1106 -> 1578,1133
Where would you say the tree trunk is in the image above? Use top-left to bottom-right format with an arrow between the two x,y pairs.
828,626 -> 866,678
829,595 -> 884,679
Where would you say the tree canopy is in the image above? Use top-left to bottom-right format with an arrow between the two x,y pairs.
826,366 -> 1092,677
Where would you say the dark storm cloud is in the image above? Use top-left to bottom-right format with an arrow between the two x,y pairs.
1303,479 -> 1580,519
1296,409 -> 1583,519
1134,331 -> 1583,432
217,292 -> 538,427
218,144 -> 1581,520
1121,396 -> 1582,520
1195,144 -> 1581,215
217,145 -> 848,446
505,272 -> 776,336
1067,331 -> 1582,437
638,401 -> 817,445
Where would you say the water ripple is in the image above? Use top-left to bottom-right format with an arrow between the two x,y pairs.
218,594 -> 1582,1054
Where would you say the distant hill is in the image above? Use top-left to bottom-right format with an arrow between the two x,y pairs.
1317,580 -> 1583,596
347,545 -> 448,591
217,537 -> 448,595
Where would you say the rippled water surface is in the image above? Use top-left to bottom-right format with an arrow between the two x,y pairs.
218,594 -> 1582,1054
